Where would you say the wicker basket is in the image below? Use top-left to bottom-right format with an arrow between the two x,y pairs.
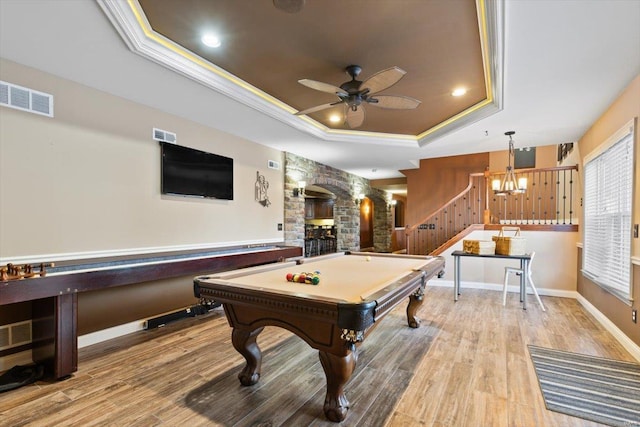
463,239 -> 496,255
492,227 -> 526,255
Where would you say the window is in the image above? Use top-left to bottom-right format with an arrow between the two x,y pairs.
582,120 -> 635,301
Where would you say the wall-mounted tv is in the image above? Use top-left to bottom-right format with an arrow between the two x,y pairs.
160,142 -> 233,200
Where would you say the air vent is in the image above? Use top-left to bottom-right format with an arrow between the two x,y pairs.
0,320 -> 32,350
268,160 -> 280,170
152,127 -> 177,143
0,80 -> 53,117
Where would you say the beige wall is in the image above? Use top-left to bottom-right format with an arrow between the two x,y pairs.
575,74 -> 639,346
0,59 -> 286,334
1,59 -> 285,260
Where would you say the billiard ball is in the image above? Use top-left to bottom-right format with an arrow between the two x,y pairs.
366,256 -> 371,262
286,273 -> 293,281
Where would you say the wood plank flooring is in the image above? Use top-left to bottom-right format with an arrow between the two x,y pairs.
0,287 -> 635,426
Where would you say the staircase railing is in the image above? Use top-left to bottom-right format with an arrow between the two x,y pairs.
487,165 -> 579,225
405,173 -> 485,256
405,165 -> 579,255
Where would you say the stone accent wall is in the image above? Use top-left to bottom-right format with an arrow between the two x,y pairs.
284,152 -> 393,254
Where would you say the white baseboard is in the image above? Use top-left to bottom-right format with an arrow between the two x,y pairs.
77,304 -> 202,348
428,279 -> 578,299
576,294 -> 640,362
78,319 -> 146,349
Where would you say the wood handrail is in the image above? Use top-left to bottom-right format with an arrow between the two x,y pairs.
489,164 -> 578,177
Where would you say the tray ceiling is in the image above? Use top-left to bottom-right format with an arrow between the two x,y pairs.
100,0 -> 503,147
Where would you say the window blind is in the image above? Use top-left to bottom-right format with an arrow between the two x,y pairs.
582,123 -> 634,301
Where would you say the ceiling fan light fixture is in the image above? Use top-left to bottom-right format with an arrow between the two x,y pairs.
329,114 -> 341,123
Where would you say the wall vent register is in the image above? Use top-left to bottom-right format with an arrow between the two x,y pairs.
0,320 -> 32,351
152,127 -> 177,143
0,80 -> 53,117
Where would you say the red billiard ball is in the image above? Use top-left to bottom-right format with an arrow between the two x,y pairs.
286,273 -> 293,282
298,274 -> 306,283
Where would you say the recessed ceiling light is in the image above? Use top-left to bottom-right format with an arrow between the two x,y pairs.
201,34 -> 221,48
451,88 -> 467,97
329,114 -> 341,123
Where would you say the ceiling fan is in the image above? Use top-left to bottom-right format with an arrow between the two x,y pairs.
295,65 -> 421,129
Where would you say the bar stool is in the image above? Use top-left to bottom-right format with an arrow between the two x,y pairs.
502,252 -> 545,311
305,239 -> 316,257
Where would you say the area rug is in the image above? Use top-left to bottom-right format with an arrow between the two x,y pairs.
528,345 -> 640,427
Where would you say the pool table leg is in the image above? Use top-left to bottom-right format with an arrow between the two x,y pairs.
231,326 -> 264,386
407,287 -> 425,328
319,344 -> 357,422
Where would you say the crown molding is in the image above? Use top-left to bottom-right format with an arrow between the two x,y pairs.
97,0 -> 503,148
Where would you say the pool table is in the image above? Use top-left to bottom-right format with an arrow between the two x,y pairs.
193,251 -> 445,422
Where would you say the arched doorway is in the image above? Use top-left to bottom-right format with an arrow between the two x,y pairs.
304,185 -> 337,257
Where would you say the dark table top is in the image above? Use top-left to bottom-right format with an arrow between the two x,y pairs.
451,250 -> 531,260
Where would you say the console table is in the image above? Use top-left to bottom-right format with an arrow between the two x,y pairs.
451,250 -> 532,309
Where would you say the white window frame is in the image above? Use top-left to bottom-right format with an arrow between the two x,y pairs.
582,119 -> 636,302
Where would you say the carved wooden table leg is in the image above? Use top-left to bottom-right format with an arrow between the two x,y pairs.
406,287 -> 425,328
231,326 -> 264,386
318,344 -> 357,422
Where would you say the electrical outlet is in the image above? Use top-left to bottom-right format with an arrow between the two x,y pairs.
634,224 -> 639,238
277,223 -> 283,231
633,309 -> 637,324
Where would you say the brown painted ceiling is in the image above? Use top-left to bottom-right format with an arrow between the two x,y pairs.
137,0 -> 486,136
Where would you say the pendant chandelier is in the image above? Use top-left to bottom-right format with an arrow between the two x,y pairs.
492,131 -> 527,196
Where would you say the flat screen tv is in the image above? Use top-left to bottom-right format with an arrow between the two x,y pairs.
160,142 -> 234,200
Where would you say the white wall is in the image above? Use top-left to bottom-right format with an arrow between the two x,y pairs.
431,229 -> 579,297
0,59 -> 285,262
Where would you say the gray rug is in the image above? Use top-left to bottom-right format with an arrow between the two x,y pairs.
529,345 -> 640,427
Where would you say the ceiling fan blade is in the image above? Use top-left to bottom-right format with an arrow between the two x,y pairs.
368,95 -> 421,110
298,79 -> 348,97
360,66 -> 406,95
295,102 -> 338,116
345,106 -> 365,128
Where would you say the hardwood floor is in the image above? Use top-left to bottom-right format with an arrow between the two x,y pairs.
0,287 -> 635,426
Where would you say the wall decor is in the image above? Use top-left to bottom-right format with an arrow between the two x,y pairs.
557,142 -> 574,162
255,171 -> 271,207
